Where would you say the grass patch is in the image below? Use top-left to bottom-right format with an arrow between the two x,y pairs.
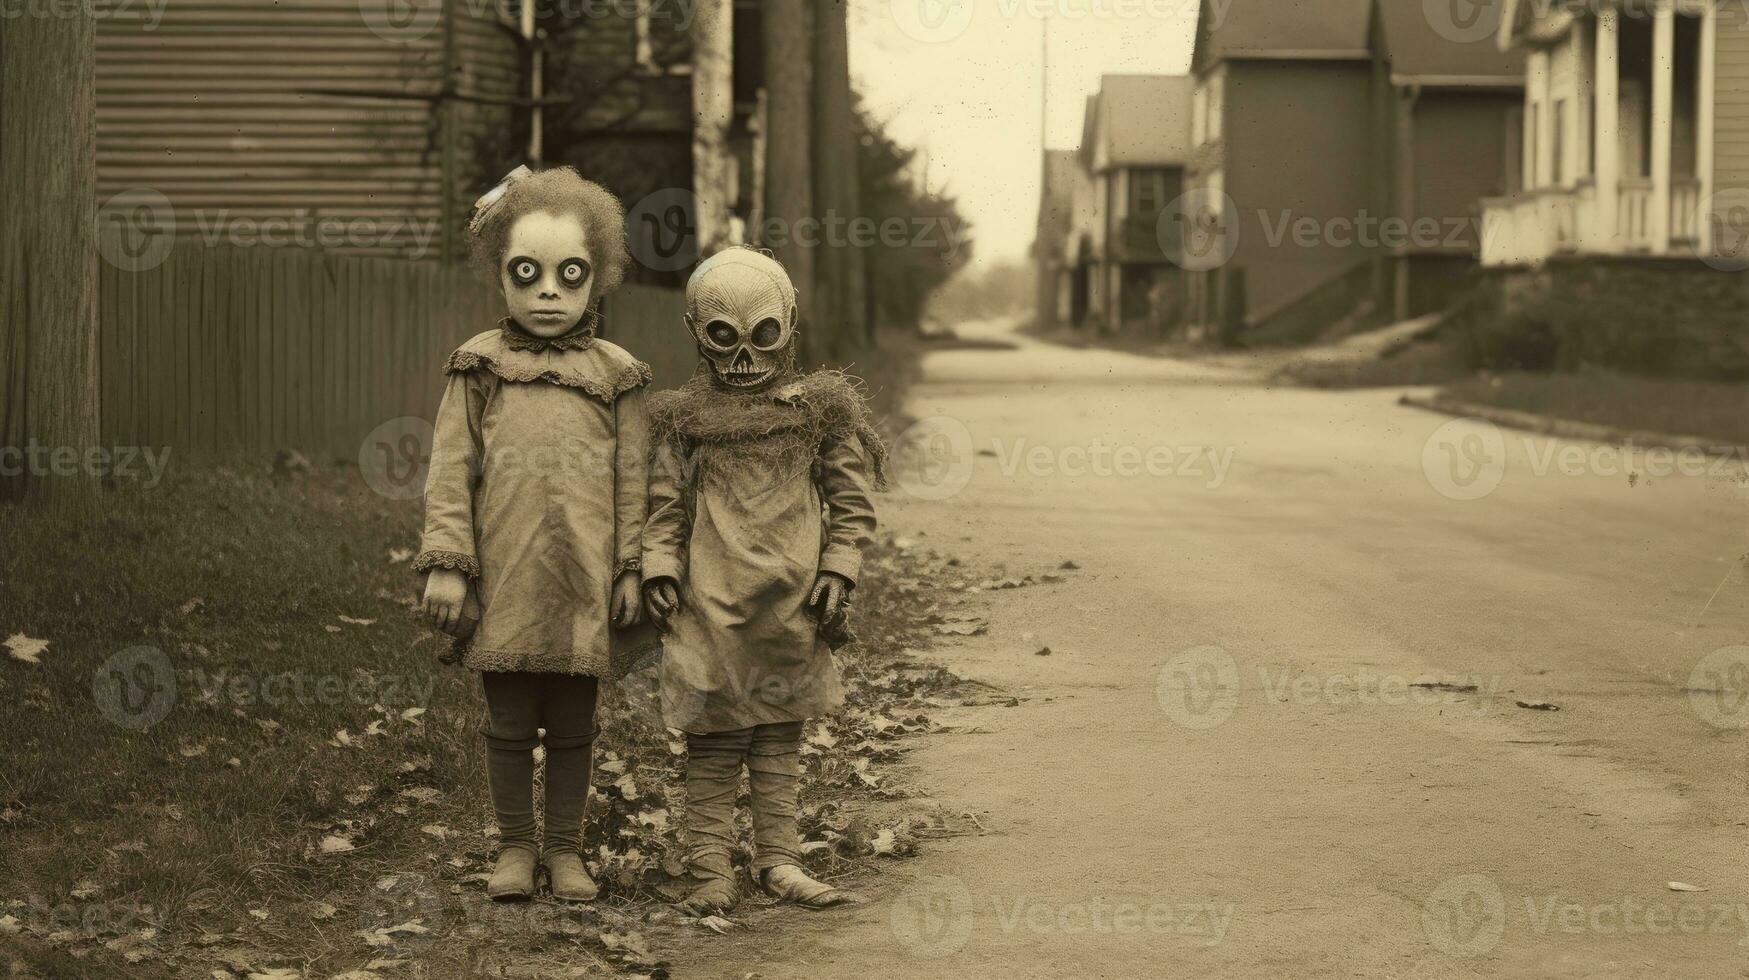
0,416 -> 966,977
1436,371 -> 1749,446
1274,336 -> 1471,389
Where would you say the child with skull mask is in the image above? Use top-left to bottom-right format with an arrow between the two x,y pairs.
416,166 -> 655,902
641,246 -> 885,913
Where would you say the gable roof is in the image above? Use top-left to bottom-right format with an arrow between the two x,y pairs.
1191,0 -> 1373,71
1375,0 -> 1524,82
1083,74 -> 1194,171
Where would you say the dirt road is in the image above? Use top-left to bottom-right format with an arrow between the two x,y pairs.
671,320 -> 1749,979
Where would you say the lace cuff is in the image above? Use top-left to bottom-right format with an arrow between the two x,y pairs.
413,550 -> 481,578
614,557 -> 642,580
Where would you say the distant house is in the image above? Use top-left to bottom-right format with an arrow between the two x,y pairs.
1035,75 -> 1192,335
1479,0 -> 1735,267
1183,0 -> 1524,344
95,2 -> 520,263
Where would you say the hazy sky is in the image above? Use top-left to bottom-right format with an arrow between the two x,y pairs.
846,0 -> 1198,271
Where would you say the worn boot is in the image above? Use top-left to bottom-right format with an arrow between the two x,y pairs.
486,847 -> 537,901
761,863 -> 853,909
677,852 -> 740,916
545,851 -> 599,902
540,725 -> 599,902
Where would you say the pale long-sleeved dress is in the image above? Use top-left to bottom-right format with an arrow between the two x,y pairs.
643,373 -> 880,732
415,326 -> 655,677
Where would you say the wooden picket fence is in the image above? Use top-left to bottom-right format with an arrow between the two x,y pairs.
96,240 -> 693,460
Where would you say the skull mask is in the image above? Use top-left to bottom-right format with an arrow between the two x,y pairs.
684,248 -> 797,391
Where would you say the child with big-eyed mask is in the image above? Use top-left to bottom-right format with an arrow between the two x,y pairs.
416,166 -> 655,902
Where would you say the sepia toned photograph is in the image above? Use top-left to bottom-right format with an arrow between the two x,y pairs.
6,0 -> 1749,976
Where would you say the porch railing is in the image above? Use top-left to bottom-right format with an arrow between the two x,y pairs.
1671,178 -> 1703,247
1618,178 -> 1652,250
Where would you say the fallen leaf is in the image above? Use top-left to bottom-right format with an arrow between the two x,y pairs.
330,729 -> 355,748
248,909 -> 270,921
180,597 -> 205,615
387,548 -> 414,564
318,834 -> 356,854
3,633 -> 48,664
363,720 -> 387,737
698,915 -> 737,934
400,707 -> 426,722
179,741 -> 209,758
309,903 -> 338,920
614,774 -> 640,800
339,616 -> 376,626
419,824 -> 450,840
869,828 -> 899,856
70,880 -> 102,899
324,625 -> 341,633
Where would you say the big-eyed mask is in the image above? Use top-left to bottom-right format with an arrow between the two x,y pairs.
684,248 -> 797,391
501,211 -> 595,338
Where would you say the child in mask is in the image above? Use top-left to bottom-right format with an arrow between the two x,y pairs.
641,247 -> 884,912
417,166 -> 653,902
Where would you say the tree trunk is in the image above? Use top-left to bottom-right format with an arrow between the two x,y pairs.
0,9 -> 101,507
691,0 -> 736,259
811,0 -> 867,354
760,0 -> 817,363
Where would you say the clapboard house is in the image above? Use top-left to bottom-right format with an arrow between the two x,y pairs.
95,0 -> 522,263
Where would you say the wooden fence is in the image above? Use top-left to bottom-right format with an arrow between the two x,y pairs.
96,240 -> 693,460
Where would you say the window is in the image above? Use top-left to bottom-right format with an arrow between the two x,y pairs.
1206,71 -> 1223,143
1192,84 -> 1208,147
636,0 -> 692,75
1130,169 -> 1169,214
1553,99 -> 1568,185
1526,103 -> 1540,190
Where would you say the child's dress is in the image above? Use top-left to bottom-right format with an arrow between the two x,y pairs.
642,371 -> 882,732
415,323 -> 656,675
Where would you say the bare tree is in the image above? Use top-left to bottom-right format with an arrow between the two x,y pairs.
761,0 -> 818,362
812,0 -> 867,354
0,9 -> 99,507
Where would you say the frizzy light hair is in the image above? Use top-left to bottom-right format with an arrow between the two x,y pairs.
466,166 -> 629,300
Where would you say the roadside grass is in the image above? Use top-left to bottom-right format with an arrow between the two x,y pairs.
1273,335 -> 1472,389
0,443 -> 970,977
1436,371 -> 1749,446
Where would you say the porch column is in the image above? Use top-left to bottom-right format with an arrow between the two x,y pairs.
1650,0 -> 1676,253
1698,0 -> 1717,256
1595,8 -> 1620,248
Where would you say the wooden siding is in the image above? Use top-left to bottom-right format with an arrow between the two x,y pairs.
96,238 -> 690,460
94,0 -> 518,262
1714,0 -> 1749,191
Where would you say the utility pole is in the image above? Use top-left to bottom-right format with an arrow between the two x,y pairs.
522,0 -> 543,165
